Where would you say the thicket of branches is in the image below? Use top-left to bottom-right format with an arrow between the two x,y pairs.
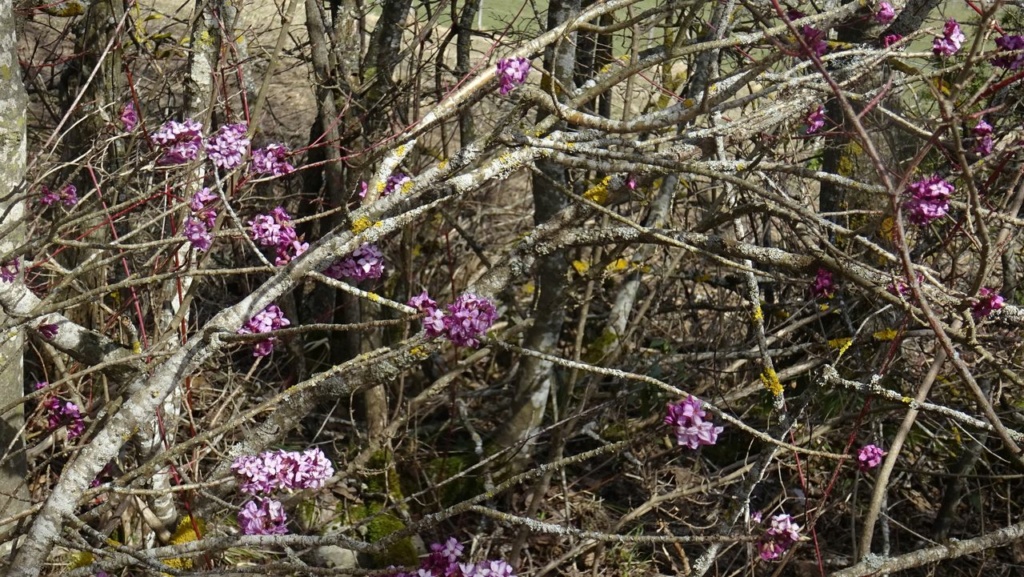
2,0 -> 1024,574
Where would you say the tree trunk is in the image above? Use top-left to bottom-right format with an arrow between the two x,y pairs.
0,0 -> 30,526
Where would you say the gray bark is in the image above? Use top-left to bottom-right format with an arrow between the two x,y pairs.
0,0 -> 28,525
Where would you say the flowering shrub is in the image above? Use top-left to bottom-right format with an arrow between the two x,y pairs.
325,243 -> 386,281
36,382 -> 85,439
392,537 -> 515,577
231,448 -> 334,494
664,395 -> 724,449
874,2 -> 894,24
757,514 -> 801,561
857,444 -> 886,471
250,144 -> 295,176
810,268 -> 835,299
237,498 -> 288,535
206,123 -> 250,170
237,304 -> 291,357
496,57 -> 530,95
805,106 -> 825,134
904,175 -> 953,225
409,292 -> 498,347
932,19 -> 965,57
787,10 -> 827,58
248,207 -> 308,265
120,102 -> 138,131
972,118 -> 993,156
993,35 -> 1024,69
151,119 -> 204,165
971,288 -> 1004,319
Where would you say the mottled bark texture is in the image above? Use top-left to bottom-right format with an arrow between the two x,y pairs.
493,0 -> 580,461
0,0 -> 29,523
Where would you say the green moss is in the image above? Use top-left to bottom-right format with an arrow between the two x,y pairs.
350,502 -> 419,567
583,327 -> 619,364
422,454 -> 482,507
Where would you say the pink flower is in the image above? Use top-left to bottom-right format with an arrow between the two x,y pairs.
443,293 -> 499,347
971,287 -> 1004,319
0,258 -> 19,283
932,19 -> 965,57
152,119 -> 204,165
251,143 -> 295,176
183,217 -> 212,252
904,175 -> 953,225
857,444 -> 886,471
408,290 -> 438,312
232,448 -> 334,494
37,323 -> 59,340
325,243 -> 385,282
973,118 -> 994,156
249,207 -> 306,265
787,10 -> 827,58
238,304 -> 290,357
238,498 -> 288,535
665,395 -> 724,449
874,2 -> 894,24
883,34 -> 902,47
757,513 -> 801,561
120,102 -> 138,131
206,123 -> 250,170
496,57 -> 531,95
811,268 -> 835,298
805,105 -> 826,134
993,35 -> 1024,69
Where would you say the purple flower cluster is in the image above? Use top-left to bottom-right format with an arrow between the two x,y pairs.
874,2 -> 894,24
37,322 -> 59,340
811,268 -> 835,299
857,444 -> 886,471
904,175 -> 953,225
385,173 -> 412,196
883,34 -> 902,48
237,304 -> 290,357
888,273 -> 922,297
0,258 -> 19,283
232,448 -> 334,536
151,119 -> 204,165
40,184 -> 78,207
932,19 -> 965,57
121,102 -> 138,132
393,538 -> 515,577
805,106 -> 826,134
973,118 -> 993,156
36,382 -> 85,439
758,513 -> 801,561
496,57 -> 531,95
231,447 -> 335,494
664,395 -> 724,449
787,10 -> 827,58
993,35 -> 1024,69
238,498 -> 288,535
971,287 -> 1004,319
409,292 -> 499,347
251,144 -> 295,177
248,207 -> 308,266
183,188 -> 219,252
325,243 -> 385,282
206,123 -> 250,170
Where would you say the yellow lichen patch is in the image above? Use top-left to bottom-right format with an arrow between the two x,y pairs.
410,346 -> 430,360
351,216 -> 372,233
880,217 -> 896,242
396,145 -> 406,156
605,258 -> 629,273
438,159 -> 448,170
583,175 -> 612,205
819,303 -> 831,312
752,304 -> 764,322
901,396 -> 912,404
829,337 -> 853,357
760,367 -> 784,397
774,309 -> 791,320
376,181 -> 386,194
41,0 -> 88,17
68,551 -> 93,569
164,516 -> 205,569
401,181 -> 414,194
873,328 -> 898,341
366,292 -> 381,302
572,260 -> 590,275
522,281 -> 535,295
132,341 -> 142,355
